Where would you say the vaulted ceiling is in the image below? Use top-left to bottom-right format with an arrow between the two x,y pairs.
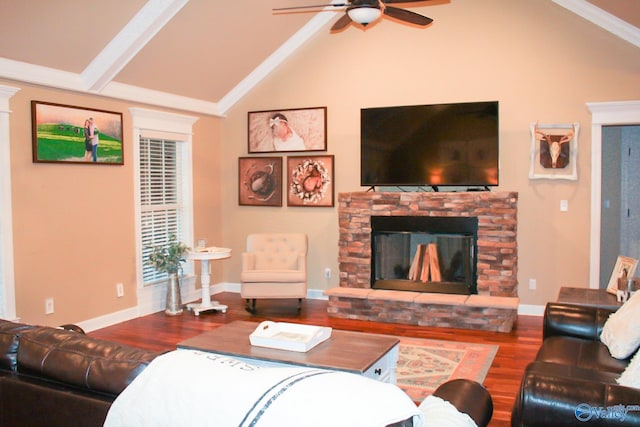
1,0 -> 638,116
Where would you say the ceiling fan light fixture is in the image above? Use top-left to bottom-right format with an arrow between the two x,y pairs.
347,6 -> 381,25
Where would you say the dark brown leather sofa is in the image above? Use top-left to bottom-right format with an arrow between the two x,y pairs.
511,302 -> 640,426
0,318 -> 161,427
0,318 -> 492,427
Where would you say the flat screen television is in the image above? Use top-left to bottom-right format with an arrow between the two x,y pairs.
360,101 -> 499,188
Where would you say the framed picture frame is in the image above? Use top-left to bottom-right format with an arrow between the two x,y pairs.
31,101 -> 124,165
529,122 -> 579,180
248,107 -> 327,153
287,155 -> 334,207
238,157 -> 283,206
606,255 -> 638,295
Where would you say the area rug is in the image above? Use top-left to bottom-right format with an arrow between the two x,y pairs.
395,337 -> 498,402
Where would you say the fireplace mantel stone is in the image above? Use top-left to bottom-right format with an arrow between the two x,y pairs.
327,191 -> 519,332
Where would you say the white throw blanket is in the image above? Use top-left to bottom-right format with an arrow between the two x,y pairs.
104,350 -> 425,427
418,395 -> 478,427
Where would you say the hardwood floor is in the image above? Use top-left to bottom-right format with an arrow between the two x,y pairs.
89,292 -> 542,427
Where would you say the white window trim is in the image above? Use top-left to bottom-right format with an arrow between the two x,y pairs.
0,85 -> 19,321
130,107 -> 198,315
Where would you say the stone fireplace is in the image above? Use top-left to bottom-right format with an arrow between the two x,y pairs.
371,215 -> 478,295
324,191 -> 519,332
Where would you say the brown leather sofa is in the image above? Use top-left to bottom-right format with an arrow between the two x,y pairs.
0,318 -> 492,427
0,318 -> 161,427
511,302 -> 640,426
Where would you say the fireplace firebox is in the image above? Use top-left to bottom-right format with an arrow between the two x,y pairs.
371,216 -> 478,295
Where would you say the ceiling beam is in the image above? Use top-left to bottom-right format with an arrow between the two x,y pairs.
552,0 -> 640,48
81,0 -> 190,93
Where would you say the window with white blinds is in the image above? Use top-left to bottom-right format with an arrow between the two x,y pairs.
139,137 -> 184,284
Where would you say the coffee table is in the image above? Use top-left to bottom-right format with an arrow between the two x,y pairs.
177,321 -> 400,384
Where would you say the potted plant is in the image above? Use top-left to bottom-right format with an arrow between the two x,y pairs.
148,234 -> 190,315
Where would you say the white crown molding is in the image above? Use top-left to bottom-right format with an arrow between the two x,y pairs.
105,81 -> 220,116
587,100 -> 640,124
217,8 -> 336,115
82,0 -> 190,92
0,57 -> 84,91
552,0 -> 640,48
0,57 -> 221,116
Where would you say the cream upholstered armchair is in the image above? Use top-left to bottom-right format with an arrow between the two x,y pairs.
240,233 -> 308,314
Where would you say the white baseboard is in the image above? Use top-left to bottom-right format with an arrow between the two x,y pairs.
517,304 -> 545,316
77,282 -> 540,332
76,306 -> 140,333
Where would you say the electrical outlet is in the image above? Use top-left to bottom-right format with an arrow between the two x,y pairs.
324,267 -> 331,279
529,279 -> 537,290
116,282 -> 124,298
45,298 -> 54,314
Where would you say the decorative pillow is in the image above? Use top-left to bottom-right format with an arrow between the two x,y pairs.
601,290 -> 640,359
618,349 -> 640,388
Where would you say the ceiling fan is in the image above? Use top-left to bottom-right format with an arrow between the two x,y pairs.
273,0 -> 434,32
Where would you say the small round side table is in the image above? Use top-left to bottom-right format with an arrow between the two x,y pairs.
185,247 -> 231,316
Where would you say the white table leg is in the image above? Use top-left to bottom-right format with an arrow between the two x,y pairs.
187,258 -> 228,315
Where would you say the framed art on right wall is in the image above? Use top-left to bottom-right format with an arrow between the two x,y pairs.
606,255 -> 638,295
529,122 -> 579,180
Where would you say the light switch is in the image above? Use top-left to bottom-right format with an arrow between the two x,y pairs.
560,200 -> 568,212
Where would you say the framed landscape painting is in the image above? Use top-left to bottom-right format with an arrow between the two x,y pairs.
287,155 -> 334,207
31,101 -> 124,165
248,107 -> 327,154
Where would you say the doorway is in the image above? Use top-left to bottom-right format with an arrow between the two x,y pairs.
589,101 -> 640,289
600,125 -> 640,288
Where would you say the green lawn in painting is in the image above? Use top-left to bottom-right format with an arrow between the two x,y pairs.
35,123 -> 123,163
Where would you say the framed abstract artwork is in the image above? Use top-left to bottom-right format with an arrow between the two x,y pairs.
31,101 -> 123,165
286,155 -> 334,207
529,122 -> 579,180
238,157 -> 283,206
248,107 -> 327,153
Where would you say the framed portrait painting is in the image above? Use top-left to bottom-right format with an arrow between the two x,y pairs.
606,255 -> 638,295
248,107 -> 327,153
287,155 -> 334,207
529,122 -> 579,180
238,157 -> 283,206
31,101 -> 124,165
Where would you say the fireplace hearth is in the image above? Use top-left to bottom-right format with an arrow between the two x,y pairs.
326,191 -> 519,332
371,215 -> 478,295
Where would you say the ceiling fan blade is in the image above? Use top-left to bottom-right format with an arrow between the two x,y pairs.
273,3 -> 348,11
382,0 -> 430,3
330,12 -> 353,31
383,6 -> 433,25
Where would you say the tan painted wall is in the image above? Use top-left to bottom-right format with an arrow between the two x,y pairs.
5,82 -> 223,325
220,0 -> 640,306
4,0 -> 640,326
